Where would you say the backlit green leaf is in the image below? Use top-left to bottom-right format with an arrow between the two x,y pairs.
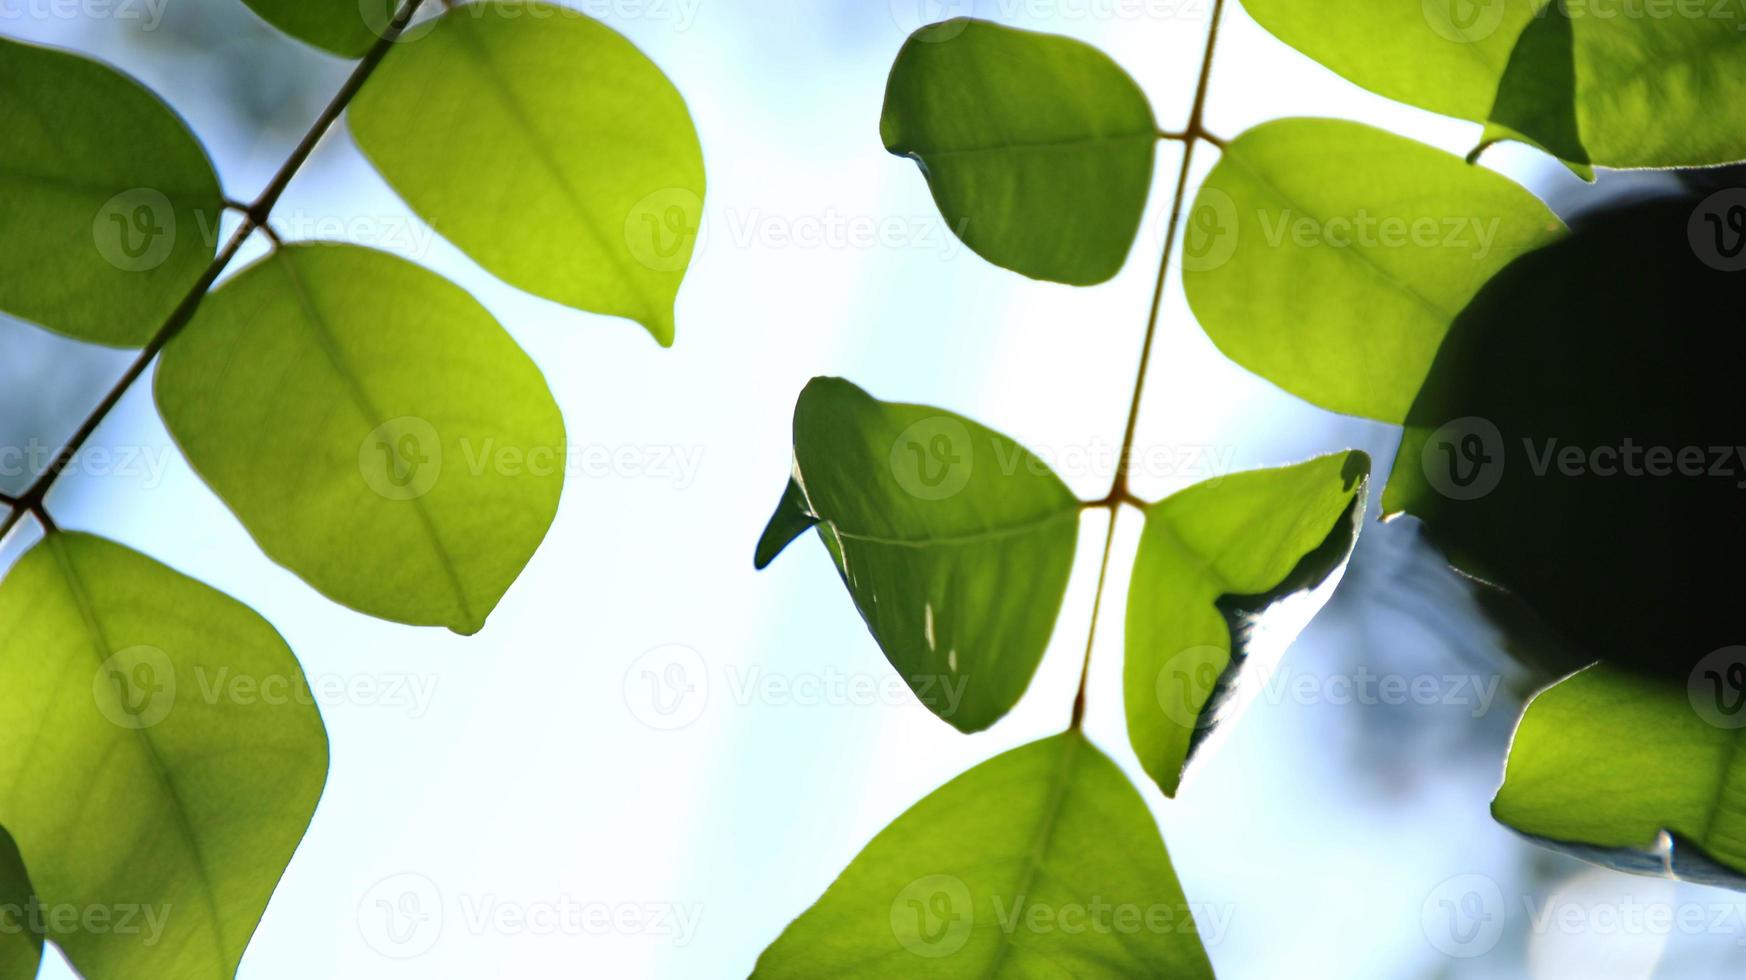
753,732 -> 1215,978
349,1 -> 705,346
239,0 -> 380,58
1241,0 -> 1746,168
155,243 -> 565,635
0,827 -> 41,979
0,37 -> 221,347
1126,452 -> 1368,798
1494,663 -> 1746,889
755,377 -> 1080,732
1183,118 -> 1562,422
0,533 -> 327,980
880,18 -> 1157,285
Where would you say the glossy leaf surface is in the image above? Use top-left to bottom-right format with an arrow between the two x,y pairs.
0,533 -> 327,980
156,243 -> 565,634
880,18 -> 1157,285
756,378 -> 1080,732
0,38 -> 220,346
754,732 -> 1215,978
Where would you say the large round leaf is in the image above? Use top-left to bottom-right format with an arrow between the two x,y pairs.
1183,118 -> 1563,422
754,733 -> 1215,978
880,18 -> 1157,285
348,2 -> 705,346
755,377 -> 1080,732
0,533 -> 327,980
0,38 -> 221,347
155,243 -> 565,634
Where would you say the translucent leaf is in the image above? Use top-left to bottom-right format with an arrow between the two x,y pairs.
753,732 -> 1215,978
0,533 -> 327,979
0,37 -> 221,347
1241,0 -> 1746,168
0,827 -> 41,979
880,18 -> 1157,285
1382,198 -> 1746,680
1126,452 -> 1369,797
1183,118 -> 1563,422
755,377 -> 1080,732
348,1 -> 705,346
1495,664 -> 1746,890
238,0 -> 380,58
155,243 -> 565,634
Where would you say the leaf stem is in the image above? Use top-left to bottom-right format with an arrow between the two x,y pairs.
0,0 -> 427,546
1070,0 -> 1227,731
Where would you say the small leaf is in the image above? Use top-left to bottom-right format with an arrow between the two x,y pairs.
0,533 -> 328,979
1240,0 -> 1746,168
0,37 -> 221,347
1382,198 -> 1746,679
1126,452 -> 1369,798
238,0 -> 380,58
349,1 -> 705,346
756,377 -> 1080,732
1494,663 -> 1746,890
1183,118 -> 1563,423
880,18 -> 1157,285
753,732 -> 1215,978
0,827 -> 41,979
155,243 -> 565,634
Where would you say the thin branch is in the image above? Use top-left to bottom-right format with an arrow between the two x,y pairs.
1070,0 -> 1227,730
0,0 -> 426,546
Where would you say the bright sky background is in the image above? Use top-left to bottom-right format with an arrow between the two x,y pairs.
1,0 -> 1738,977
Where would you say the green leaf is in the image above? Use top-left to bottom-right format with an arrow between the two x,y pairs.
1494,663 -> 1746,889
1126,452 -> 1369,798
753,732 -> 1215,978
238,0 -> 380,58
1381,198 -> 1746,679
1240,0 -> 1746,168
0,827 -> 41,979
348,1 -> 705,346
0,37 -> 221,347
155,243 -> 565,635
880,18 -> 1157,285
755,377 -> 1080,732
1182,118 -> 1563,423
0,532 -> 327,980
